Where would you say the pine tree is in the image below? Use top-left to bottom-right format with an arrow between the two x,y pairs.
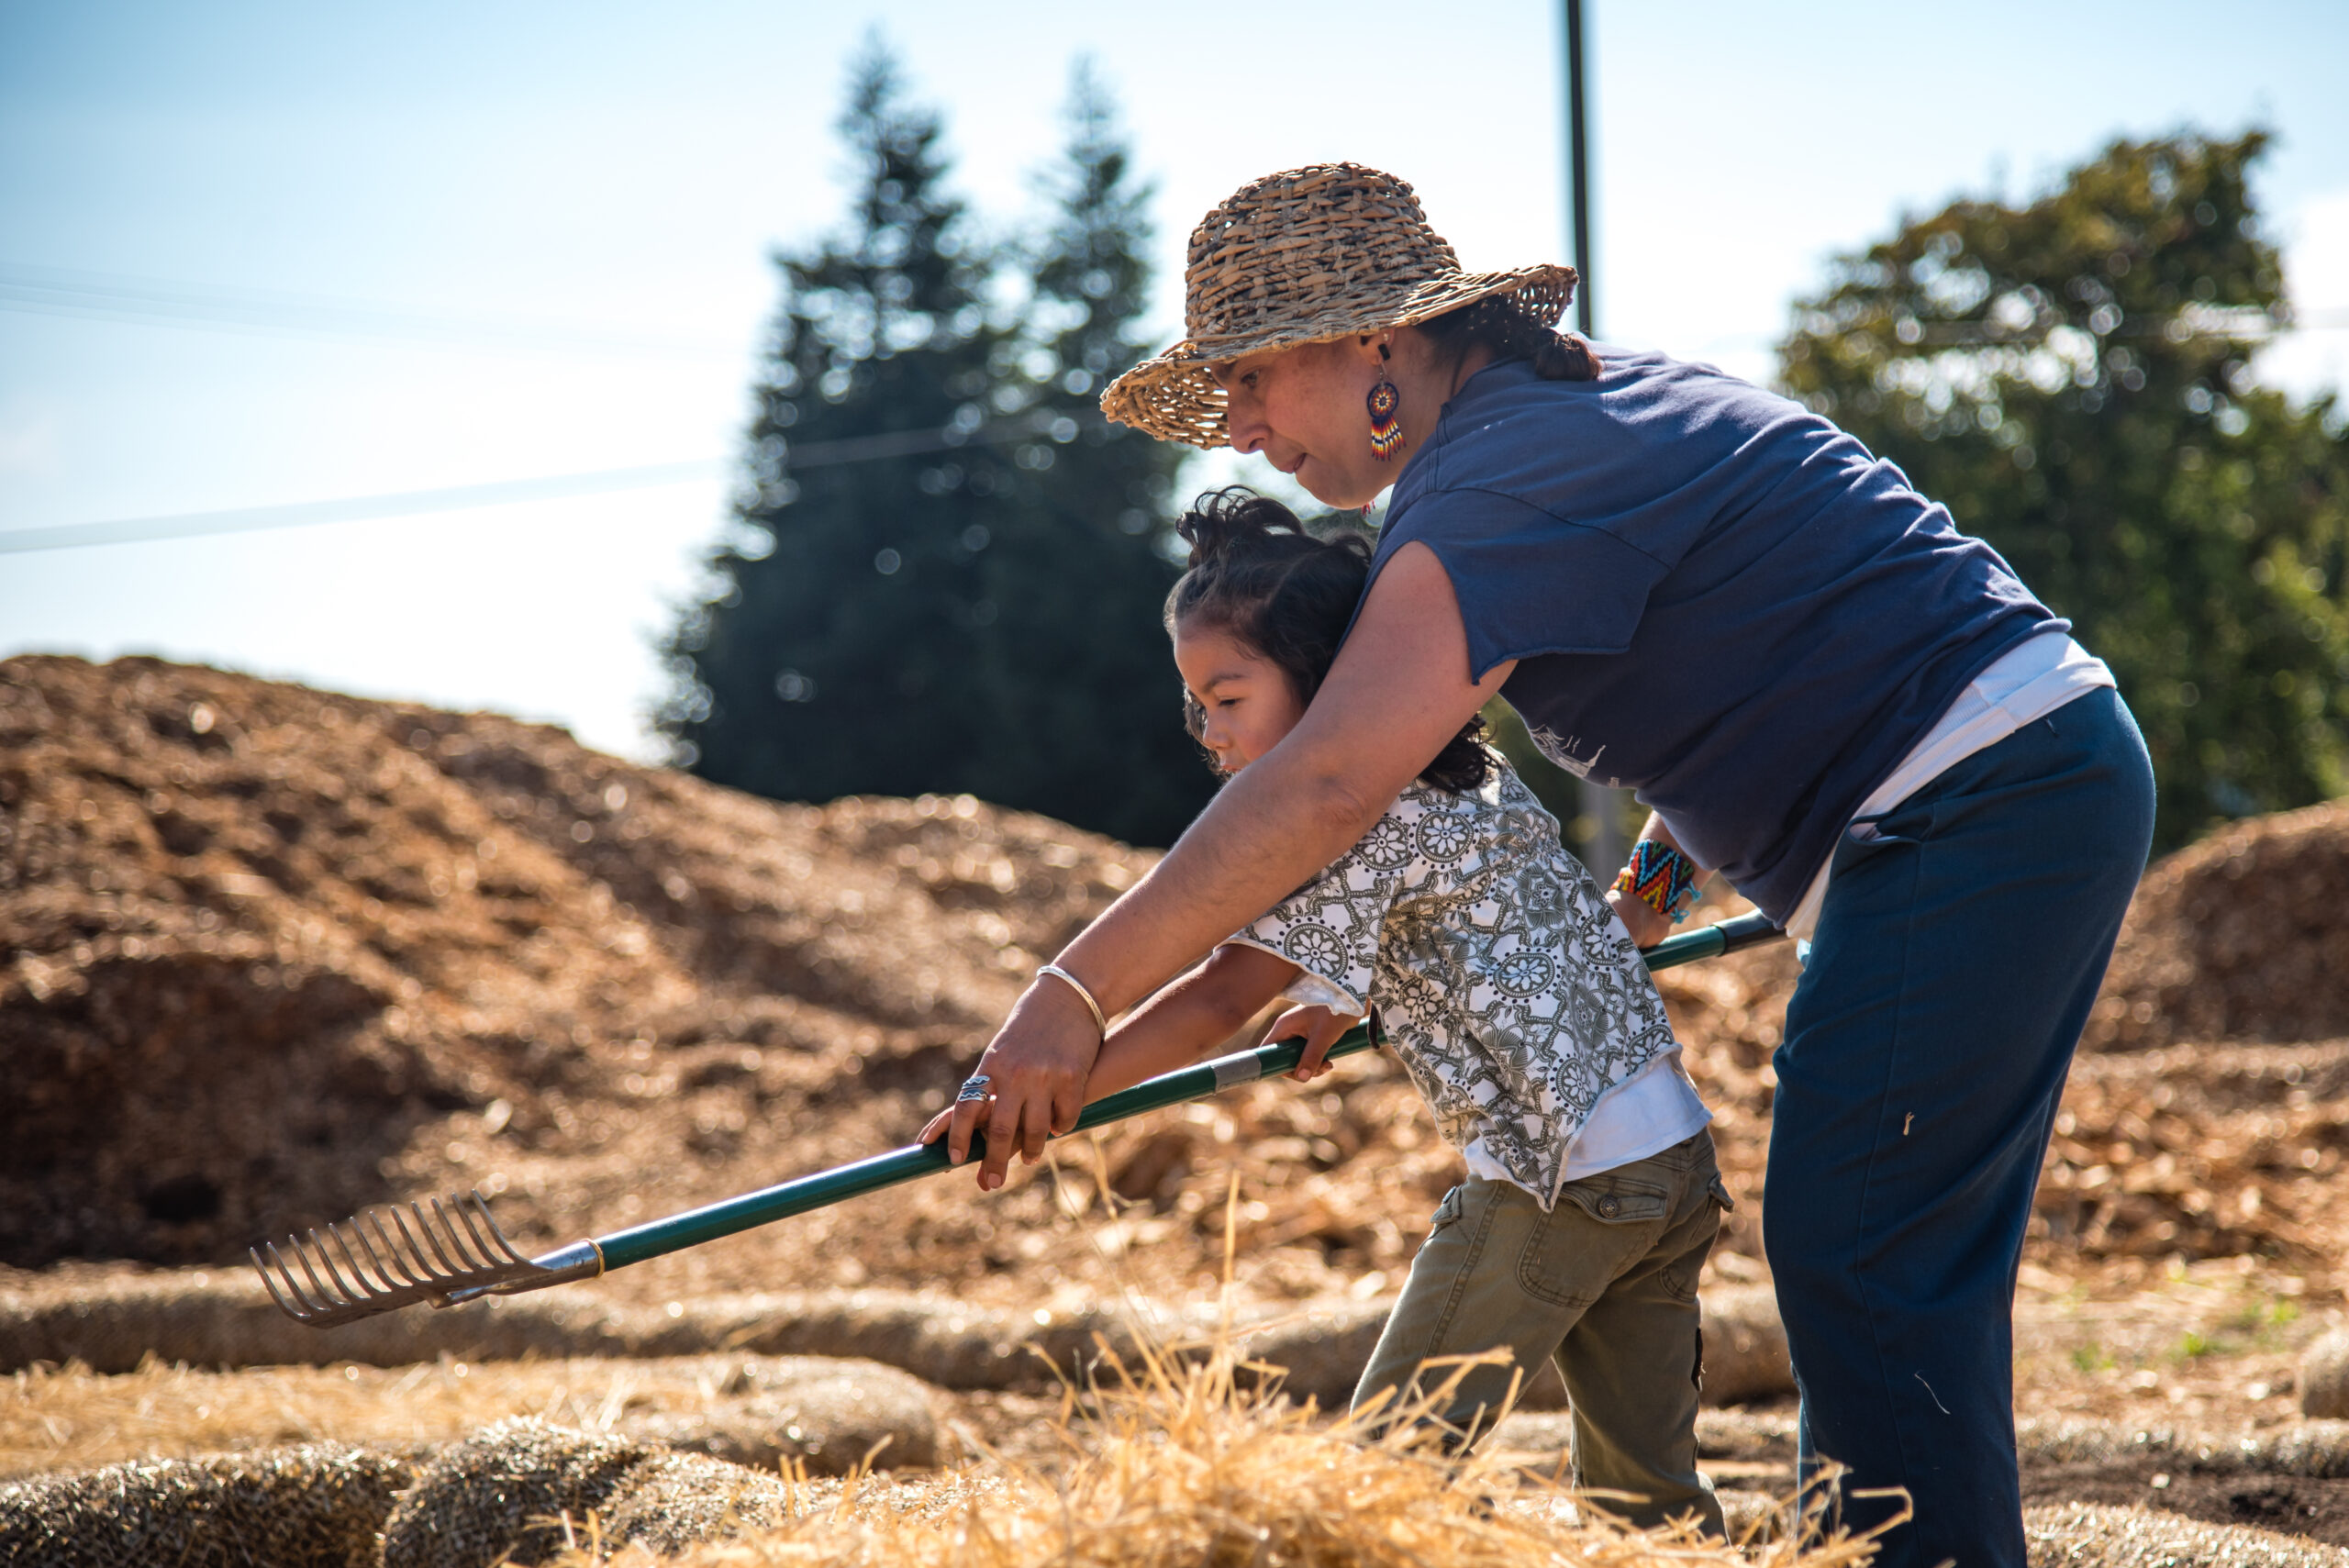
962,61 -> 1208,846
662,43 -> 1015,804
1778,130 -> 2349,852
663,50 -> 1213,846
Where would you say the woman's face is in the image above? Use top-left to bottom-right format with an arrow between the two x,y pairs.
1171,617 -> 1307,775
1212,338 -> 1387,508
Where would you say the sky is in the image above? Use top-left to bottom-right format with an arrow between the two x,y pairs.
3,0 -> 2345,761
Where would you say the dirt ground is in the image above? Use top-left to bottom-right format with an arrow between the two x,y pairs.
7,652 -> 2349,1551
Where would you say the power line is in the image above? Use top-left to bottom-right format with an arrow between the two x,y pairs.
0,461 -> 728,555
0,414 -> 1086,555
0,261 -> 743,361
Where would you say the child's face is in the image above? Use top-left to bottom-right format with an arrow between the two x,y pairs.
1172,617 -> 1307,775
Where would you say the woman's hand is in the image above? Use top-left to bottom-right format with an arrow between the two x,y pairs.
1264,1005 -> 1354,1083
918,977 -> 1099,1191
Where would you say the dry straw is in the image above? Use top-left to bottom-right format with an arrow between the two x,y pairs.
542,1300 -> 1889,1568
1100,163 -> 1579,449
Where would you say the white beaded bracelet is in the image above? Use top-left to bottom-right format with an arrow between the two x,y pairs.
1036,962 -> 1108,1036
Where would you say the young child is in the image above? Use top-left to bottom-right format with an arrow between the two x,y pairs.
939,490 -> 1730,1533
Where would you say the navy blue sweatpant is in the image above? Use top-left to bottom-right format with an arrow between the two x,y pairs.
1765,687 -> 2154,1567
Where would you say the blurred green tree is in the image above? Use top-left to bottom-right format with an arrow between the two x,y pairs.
662,43 -> 1010,805
954,61 -> 1210,844
662,48 -> 1212,846
1778,129 -> 2349,852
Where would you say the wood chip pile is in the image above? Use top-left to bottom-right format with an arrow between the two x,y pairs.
6,652 -> 2347,1317
2087,798 -> 2349,1051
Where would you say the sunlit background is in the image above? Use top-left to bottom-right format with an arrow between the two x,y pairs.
4,0 -> 2344,761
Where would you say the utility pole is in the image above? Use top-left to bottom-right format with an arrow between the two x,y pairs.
1565,0 -> 1595,342
1562,0 -> 1629,875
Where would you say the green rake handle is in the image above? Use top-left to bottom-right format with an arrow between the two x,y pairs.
462,909 -> 1783,1296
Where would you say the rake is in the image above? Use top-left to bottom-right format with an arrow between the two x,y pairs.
252,911 -> 1784,1328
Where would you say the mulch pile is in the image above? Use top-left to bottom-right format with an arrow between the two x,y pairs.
5,653 -> 2347,1315
2086,799 -> 2349,1051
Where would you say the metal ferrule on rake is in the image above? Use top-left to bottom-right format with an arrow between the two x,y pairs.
250,1191 -> 605,1328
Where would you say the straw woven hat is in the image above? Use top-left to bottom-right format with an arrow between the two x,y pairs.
1101,162 -> 1578,449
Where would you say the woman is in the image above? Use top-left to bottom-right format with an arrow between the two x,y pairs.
936,164 -> 2154,1565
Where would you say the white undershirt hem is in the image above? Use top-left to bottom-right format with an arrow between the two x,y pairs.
1463,1049 -> 1712,1195
1782,630 -> 2115,942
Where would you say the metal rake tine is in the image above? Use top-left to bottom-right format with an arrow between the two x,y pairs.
437,1195 -> 499,1273
361,1209 -> 429,1289
413,1198 -> 473,1277
326,1220 -> 388,1304
253,1241 -> 319,1319
454,1191 -> 529,1268
387,1203 -> 457,1286
290,1228 -> 349,1312
307,1225 -> 370,1310
345,1216 -> 413,1300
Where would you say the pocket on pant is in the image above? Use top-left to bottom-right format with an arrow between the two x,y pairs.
1519,1177 -> 1670,1307
1556,1176 -> 1669,1226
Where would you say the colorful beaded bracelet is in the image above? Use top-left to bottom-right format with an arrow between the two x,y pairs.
1610,839 -> 1705,924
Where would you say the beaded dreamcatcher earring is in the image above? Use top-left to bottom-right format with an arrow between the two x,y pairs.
1366,340 -> 1403,461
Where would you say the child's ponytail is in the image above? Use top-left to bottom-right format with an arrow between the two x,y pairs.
1165,489 -> 1492,795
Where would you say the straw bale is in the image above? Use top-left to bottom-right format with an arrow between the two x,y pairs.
381,1418 -> 654,1567
1699,1284 -> 1796,1405
2012,1418 -> 2349,1481
592,1448 -> 797,1556
382,1418 -> 803,1568
618,1357 -> 943,1473
0,1267 -> 1233,1392
2305,1333 -> 2349,1419
2023,1500 -> 2349,1566
0,1441 -> 409,1568
2,1351 -> 951,1482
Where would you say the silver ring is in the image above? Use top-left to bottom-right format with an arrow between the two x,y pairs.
956,1075 -> 992,1103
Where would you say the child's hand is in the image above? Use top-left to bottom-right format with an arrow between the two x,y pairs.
1264,1005 -> 1354,1083
1607,884 -> 1675,949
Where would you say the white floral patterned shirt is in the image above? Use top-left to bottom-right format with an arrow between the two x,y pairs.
1224,757 -> 1681,1209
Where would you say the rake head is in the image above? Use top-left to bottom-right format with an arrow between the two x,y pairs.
250,1191 -> 595,1328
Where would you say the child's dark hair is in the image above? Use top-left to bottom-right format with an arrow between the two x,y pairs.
1164,489 -> 1492,794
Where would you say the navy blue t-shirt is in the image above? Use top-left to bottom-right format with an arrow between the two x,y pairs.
1365,350 -> 2061,922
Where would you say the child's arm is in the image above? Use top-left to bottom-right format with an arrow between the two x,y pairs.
920,943 -> 1311,1150
1084,941 -> 1300,1099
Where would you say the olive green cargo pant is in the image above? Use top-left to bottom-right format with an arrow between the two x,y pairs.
1352,1129 -> 1729,1536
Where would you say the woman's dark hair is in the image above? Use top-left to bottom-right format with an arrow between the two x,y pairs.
1414,295 -> 1603,382
1164,488 -> 1491,794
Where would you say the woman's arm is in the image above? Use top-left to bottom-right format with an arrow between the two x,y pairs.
939,541 -> 1513,1189
1606,812 -> 1717,948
